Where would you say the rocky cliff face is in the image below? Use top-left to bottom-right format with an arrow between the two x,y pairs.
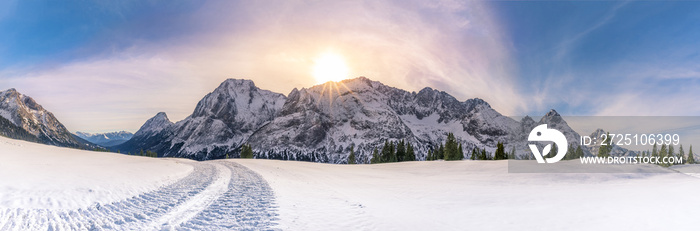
0,88 -> 93,148
115,79 -> 286,159
120,77 -> 590,162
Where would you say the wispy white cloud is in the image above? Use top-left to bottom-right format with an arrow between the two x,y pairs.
1,0 -> 524,132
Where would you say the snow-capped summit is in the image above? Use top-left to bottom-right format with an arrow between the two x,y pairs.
134,112 -> 173,138
115,78 -> 286,160
119,77 -> 592,162
248,76 -> 521,163
191,78 -> 285,128
75,131 -> 134,147
0,88 -> 91,148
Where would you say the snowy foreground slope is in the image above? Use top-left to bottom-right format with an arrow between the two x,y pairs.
4,135 -> 700,230
235,159 -> 700,231
0,136 -> 277,230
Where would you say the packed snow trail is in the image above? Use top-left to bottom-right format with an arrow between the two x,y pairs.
0,161 -> 278,230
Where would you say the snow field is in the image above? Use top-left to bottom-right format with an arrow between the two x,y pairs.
0,137 -> 278,230
235,159 -> 700,231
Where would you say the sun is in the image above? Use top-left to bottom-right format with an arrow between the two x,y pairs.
312,53 -> 349,84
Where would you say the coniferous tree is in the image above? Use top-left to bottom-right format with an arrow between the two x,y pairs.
348,145 -> 356,164
444,133 -> 460,161
390,141 -> 397,162
669,145 -> 675,165
598,132 -> 612,158
678,144 -> 685,164
471,148 -> 477,160
371,147 -> 380,164
457,143 -> 464,160
145,150 -> 158,158
575,145 -> 584,159
241,144 -> 254,159
427,149 -> 433,161
494,142 -> 507,160
396,140 -> 406,162
406,142 -> 415,161
565,145 -> 575,160
688,145 -> 695,164
651,143 -> 658,157
659,144 -> 669,167
381,140 -> 391,163
437,144 -> 445,160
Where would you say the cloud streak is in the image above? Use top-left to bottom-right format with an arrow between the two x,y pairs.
1,0 -> 523,132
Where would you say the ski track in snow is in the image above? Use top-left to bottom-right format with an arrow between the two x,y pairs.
0,161 -> 278,231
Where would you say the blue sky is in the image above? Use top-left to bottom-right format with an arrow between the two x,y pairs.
0,0 -> 699,133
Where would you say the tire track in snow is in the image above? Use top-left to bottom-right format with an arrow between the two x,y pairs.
179,161 -> 279,230
0,161 -> 278,230
149,163 -> 230,230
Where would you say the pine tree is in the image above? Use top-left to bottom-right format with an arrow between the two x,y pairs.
396,140 -> 406,162
381,141 -> 391,163
565,145 -> 575,160
575,145 -> 584,159
241,144 -> 254,159
457,143 -> 464,160
437,144 -> 445,160
427,149 -> 433,161
480,148 -> 489,160
659,144 -> 669,167
389,141 -> 397,162
598,132 -> 612,158
688,145 -> 695,164
494,142 -> 506,160
139,149 -> 144,156
406,142 -> 415,161
371,147 -> 380,164
444,133 -> 460,161
678,144 -> 685,164
145,150 -> 157,158
470,148 -> 477,160
348,145 -> 356,164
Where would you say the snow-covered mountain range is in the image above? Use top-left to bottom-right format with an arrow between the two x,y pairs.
75,131 -> 133,147
0,88 -> 95,149
116,77 -> 592,162
115,79 -> 286,159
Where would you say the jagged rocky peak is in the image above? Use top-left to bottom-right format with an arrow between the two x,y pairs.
192,78 -> 286,121
134,112 -> 173,137
590,128 -> 606,137
151,112 -> 171,124
464,98 -> 491,110
305,76 -> 379,95
540,109 -> 564,124
0,88 -> 91,148
521,115 -> 535,124
545,109 -> 560,117
1,88 -> 18,99
415,87 -> 460,105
